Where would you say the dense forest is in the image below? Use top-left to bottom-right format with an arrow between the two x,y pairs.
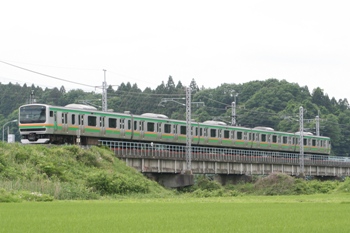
1,77 -> 350,157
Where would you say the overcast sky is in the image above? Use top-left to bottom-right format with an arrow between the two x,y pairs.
1,0 -> 349,101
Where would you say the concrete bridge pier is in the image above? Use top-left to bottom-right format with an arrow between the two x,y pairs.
214,174 -> 253,185
144,173 -> 194,188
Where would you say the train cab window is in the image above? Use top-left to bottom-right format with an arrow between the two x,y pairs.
237,131 -> 242,140
109,118 -> 117,128
88,116 -> 97,126
147,122 -> 155,132
261,134 -> 266,142
272,135 -> 277,143
180,126 -> 186,135
164,124 -> 171,133
224,130 -> 230,139
210,129 -> 216,137
71,114 -> 76,125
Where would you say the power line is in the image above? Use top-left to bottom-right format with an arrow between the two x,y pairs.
0,60 -> 98,88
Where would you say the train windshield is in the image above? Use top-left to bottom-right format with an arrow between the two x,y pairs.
20,105 -> 47,123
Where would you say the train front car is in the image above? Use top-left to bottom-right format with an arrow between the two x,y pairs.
19,104 -> 52,144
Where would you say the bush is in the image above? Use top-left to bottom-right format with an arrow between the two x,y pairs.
86,172 -> 150,195
195,176 -> 222,191
254,173 -> 295,195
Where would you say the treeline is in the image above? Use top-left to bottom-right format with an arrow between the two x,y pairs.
1,77 -> 350,156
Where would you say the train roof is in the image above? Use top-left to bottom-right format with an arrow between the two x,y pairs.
65,104 -> 97,110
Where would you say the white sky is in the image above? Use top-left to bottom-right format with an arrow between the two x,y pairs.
1,0 -> 350,100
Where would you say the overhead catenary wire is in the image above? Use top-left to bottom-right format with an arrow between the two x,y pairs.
0,60 -> 98,88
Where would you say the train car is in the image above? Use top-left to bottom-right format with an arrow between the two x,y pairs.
18,103 -> 331,155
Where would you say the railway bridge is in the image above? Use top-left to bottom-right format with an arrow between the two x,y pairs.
100,140 -> 350,188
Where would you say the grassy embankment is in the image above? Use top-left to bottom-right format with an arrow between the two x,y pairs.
1,141 -> 350,202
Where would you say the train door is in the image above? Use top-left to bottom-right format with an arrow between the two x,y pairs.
78,114 -> 85,134
139,121 -> 145,139
62,112 -> 68,133
120,119 -> 125,137
53,111 -> 58,131
217,129 -> 222,145
100,116 -> 106,136
157,123 -> 162,140
173,124 -> 178,141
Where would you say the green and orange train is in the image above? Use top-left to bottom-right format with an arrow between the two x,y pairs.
19,103 -> 331,155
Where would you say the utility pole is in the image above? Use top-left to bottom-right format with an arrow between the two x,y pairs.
231,101 -> 236,126
29,90 -> 35,104
231,91 -> 238,126
315,115 -> 320,136
185,86 -> 192,172
102,69 -> 107,112
299,106 -> 304,176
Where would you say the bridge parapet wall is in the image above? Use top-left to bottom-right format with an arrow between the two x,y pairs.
101,140 -> 350,177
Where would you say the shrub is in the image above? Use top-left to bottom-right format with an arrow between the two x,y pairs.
0,188 -> 21,203
86,172 -> 150,195
254,173 -> 295,195
195,176 -> 222,191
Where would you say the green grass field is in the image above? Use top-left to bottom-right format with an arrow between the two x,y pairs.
1,194 -> 350,233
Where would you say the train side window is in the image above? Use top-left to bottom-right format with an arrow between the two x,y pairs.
134,121 -> 138,130
164,124 -> 171,133
272,135 -> 277,143
109,118 -> 117,128
193,127 -> 197,136
224,130 -> 229,139
127,120 -> 131,130
147,122 -> 155,132
210,129 -> 216,137
261,134 -> 266,142
180,126 -> 186,135
88,116 -> 97,126
50,111 -> 53,117
237,131 -> 242,140
303,138 -> 307,146
71,114 -> 76,125
251,133 -> 255,141
312,139 -> 316,146
231,130 -> 235,139
282,136 -> 288,144
200,128 -> 203,136
120,119 -> 124,129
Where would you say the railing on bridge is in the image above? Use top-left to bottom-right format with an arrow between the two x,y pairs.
99,140 -> 350,168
